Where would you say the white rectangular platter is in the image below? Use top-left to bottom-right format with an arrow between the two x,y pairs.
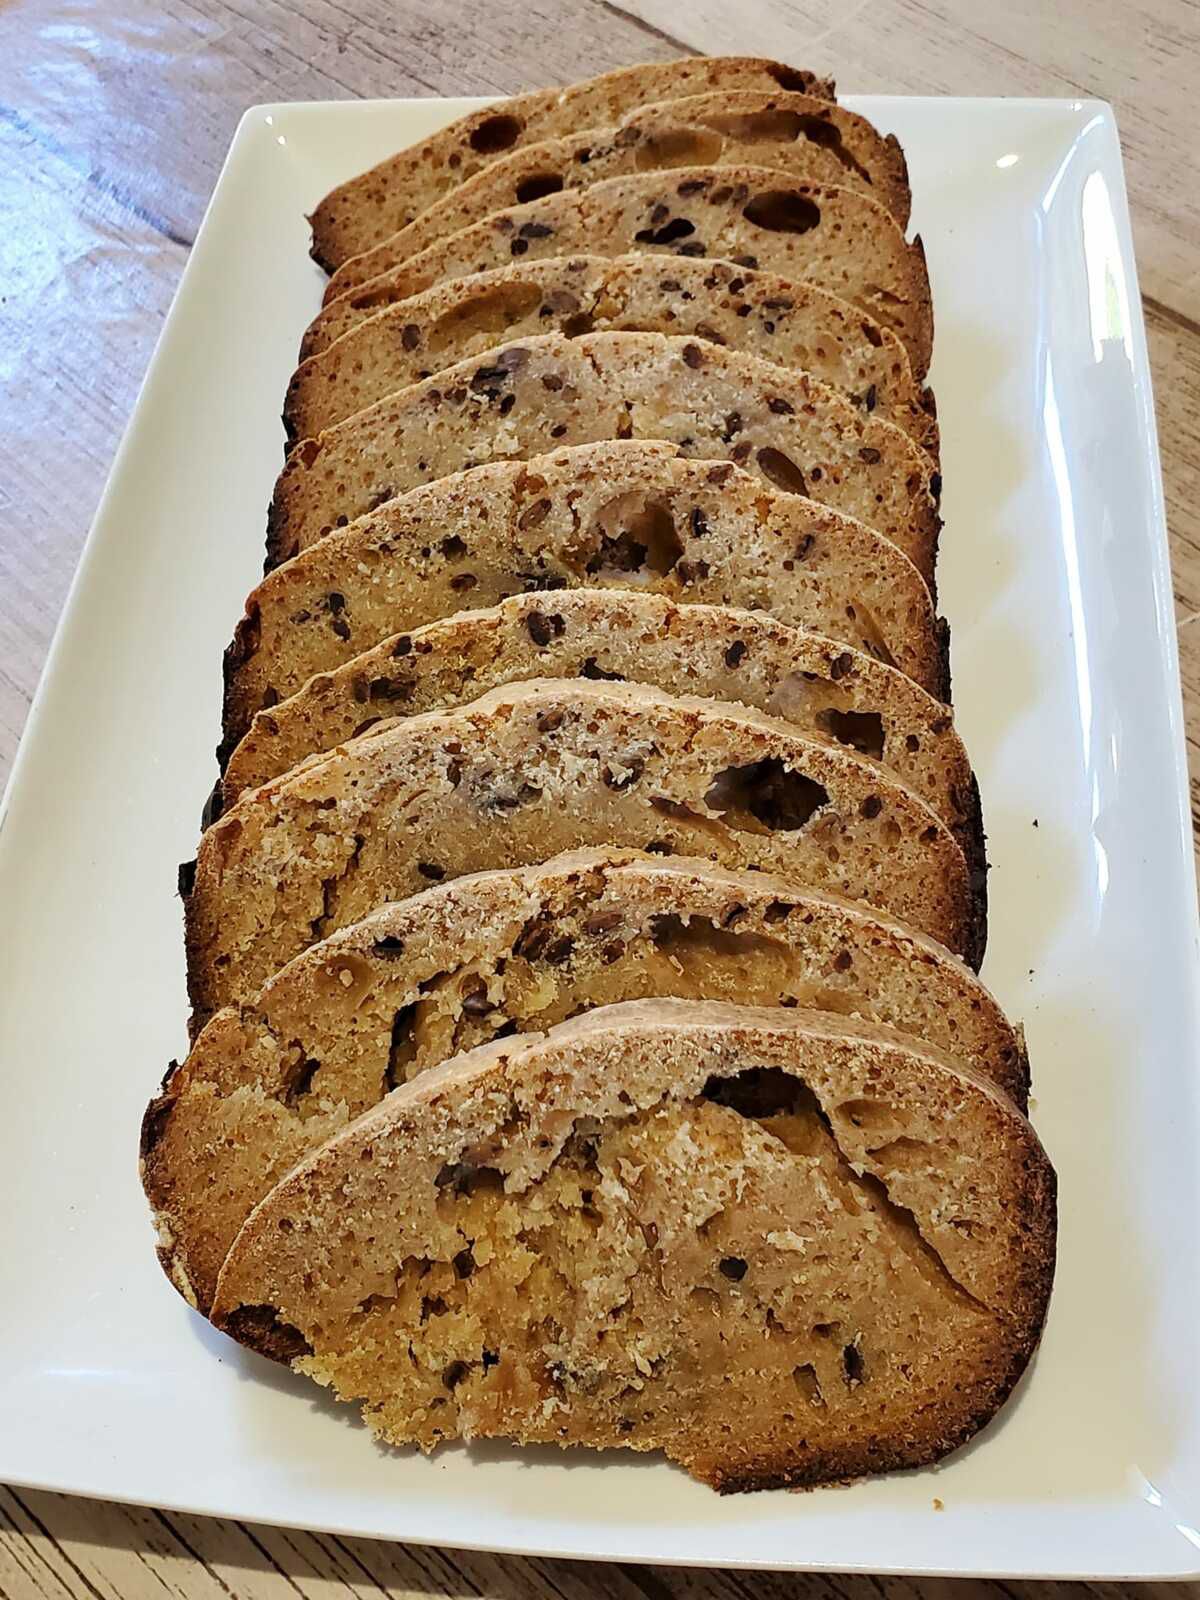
1,94 -> 1198,1579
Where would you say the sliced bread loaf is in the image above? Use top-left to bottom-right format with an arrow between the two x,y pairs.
310,58 -> 835,270
221,591 -> 977,871
229,446 -> 947,753
186,678 -> 979,1027
268,333 -> 940,575
325,91 -> 910,298
286,254 -> 936,453
146,851 -> 1024,1314
210,999 -> 1056,1490
305,169 -> 932,375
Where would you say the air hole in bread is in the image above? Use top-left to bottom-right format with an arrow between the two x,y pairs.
427,283 -> 543,355
586,496 -> 682,577
384,1004 -> 417,1092
514,172 -> 565,204
768,63 -> 819,91
842,1339 -> 866,1385
756,446 -> 808,496
743,190 -> 822,235
469,114 -> 523,154
579,657 -> 626,682
702,1065 -> 819,1121
633,126 -> 725,170
703,759 -> 828,834
633,215 -> 696,246
868,1135 -> 934,1168
647,913 -> 785,971
284,1055 -> 320,1107
705,109 -> 868,184
794,115 -> 872,180
705,108 -> 871,182
793,1363 -> 824,1405
817,708 -> 885,758
561,310 -> 596,337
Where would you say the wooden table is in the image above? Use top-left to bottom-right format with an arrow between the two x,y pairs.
2,0 -> 1197,1592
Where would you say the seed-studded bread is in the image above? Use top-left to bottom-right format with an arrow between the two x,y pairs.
310,58 -> 835,271
287,255 -> 936,454
186,678 -> 979,1028
326,92 -> 911,299
305,169 -> 932,376
268,333 -> 940,575
230,446 -> 947,757
210,999 -> 1056,1491
146,851 -> 1025,1314
221,592 -> 976,867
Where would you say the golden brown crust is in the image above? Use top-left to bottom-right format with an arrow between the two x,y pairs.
309,59 -> 836,270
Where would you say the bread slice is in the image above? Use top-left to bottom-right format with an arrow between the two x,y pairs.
186,678 -> 979,1026
325,92 -> 911,299
286,255 -> 936,454
304,169 -> 932,376
220,592 -> 978,871
210,998 -> 1056,1491
267,333 -> 940,575
310,58 -> 835,270
230,446 -> 947,757
146,851 -> 1025,1314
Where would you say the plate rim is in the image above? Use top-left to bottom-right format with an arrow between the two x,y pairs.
1,92 -> 1197,1580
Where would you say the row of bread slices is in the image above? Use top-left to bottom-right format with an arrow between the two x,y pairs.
140,57 -> 1055,1494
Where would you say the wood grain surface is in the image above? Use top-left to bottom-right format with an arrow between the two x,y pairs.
2,0 -> 1197,1591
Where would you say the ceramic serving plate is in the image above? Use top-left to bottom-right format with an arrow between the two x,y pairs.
1,93 -> 1197,1578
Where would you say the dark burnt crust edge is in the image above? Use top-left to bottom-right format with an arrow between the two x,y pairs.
139,1074 -> 179,1164
962,768 -> 990,975
183,871 -> 216,1044
308,225 -> 336,278
884,131 -> 911,222
931,608 -> 988,976
933,615 -> 952,705
264,490 -> 295,573
216,1303 -> 314,1363
219,603 -> 264,769
908,232 -> 934,382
